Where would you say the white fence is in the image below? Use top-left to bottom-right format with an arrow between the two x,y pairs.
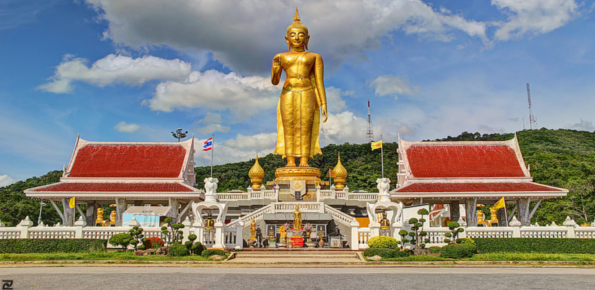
216,188 -> 379,203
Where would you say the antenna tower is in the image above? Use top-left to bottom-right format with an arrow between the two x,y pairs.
366,100 -> 374,142
526,83 -> 537,130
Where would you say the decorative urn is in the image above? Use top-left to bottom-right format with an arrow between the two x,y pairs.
248,153 -> 265,189
333,152 -> 348,189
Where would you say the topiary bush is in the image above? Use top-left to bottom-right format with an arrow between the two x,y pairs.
0,239 -> 107,253
440,243 -> 477,259
201,249 -> 226,258
367,236 -> 400,249
169,244 -> 190,256
109,233 -> 133,250
191,242 -> 206,256
473,238 -> 595,254
364,248 -> 410,258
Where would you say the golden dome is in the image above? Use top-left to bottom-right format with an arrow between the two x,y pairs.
249,153 -> 265,189
333,152 -> 348,189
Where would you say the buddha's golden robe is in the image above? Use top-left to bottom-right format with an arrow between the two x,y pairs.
274,57 -> 322,159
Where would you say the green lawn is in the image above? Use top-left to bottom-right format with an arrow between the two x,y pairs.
0,251 -> 213,262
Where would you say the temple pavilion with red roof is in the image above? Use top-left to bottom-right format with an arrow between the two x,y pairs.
392,134 -> 567,226
25,135 -> 204,226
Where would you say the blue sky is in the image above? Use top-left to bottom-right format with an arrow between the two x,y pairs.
1,0 -> 594,186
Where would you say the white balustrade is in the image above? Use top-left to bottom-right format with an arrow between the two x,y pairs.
217,193 -> 248,201
323,205 -> 356,227
224,227 -> 238,249
274,202 -> 322,213
29,227 -> 75,239
0,228 -> 21,239
358,228 -> 371,249
347,193 -> 378,201
575,228 -> 595,239
424,228 -> 450,244
466,227 -> 514,239
520,227 -> 568,238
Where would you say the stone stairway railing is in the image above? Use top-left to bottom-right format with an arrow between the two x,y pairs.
226,204 -> 275,227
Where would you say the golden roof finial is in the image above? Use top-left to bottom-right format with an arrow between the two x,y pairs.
287,8 -> 308,34
333,152 -> 348,189
249,153 -> 265,189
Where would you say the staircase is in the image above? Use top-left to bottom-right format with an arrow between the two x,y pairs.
229,250 -> 364,265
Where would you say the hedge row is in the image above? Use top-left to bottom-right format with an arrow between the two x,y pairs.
363,248 -> 410,258
0,239 -> 107,253
441,243 -> 477,259
474,238 -> 595,254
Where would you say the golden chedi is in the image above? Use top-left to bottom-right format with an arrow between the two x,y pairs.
272,9 -> 327,185
248,154 -> 265,189
333,152 -> 348,189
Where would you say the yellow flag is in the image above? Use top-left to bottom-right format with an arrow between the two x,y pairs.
493,197 -> 505,210
68,197 -> 76,209
371,140 -> 383,151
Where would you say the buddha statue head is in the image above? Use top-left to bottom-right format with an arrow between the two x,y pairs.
285,8 -> 310,51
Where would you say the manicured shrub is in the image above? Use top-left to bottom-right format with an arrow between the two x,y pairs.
367,236 -> 400,249
456,238 -> 475,245
0,239 -> 107,253
473,238 -> 595,254
191,242 -> 206,256
201,249 -> 226,258
109,233 -> 133,250
169,244 -> 190,256
363,248 -> 410,258
440,243 -> 477,259
428,247 -> 441,254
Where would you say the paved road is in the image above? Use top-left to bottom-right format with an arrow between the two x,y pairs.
1,267 -> 594,289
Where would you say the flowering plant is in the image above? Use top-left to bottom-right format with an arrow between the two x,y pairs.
304,223 -> 312,232
145,236 -> 164,249
284,222 -> 290,231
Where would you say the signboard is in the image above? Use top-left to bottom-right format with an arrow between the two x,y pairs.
317,225 -> 326,237
267,225 -> 276,238
330,237 -> 341,248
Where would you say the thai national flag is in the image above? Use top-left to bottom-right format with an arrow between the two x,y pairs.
203,137 -> 213,151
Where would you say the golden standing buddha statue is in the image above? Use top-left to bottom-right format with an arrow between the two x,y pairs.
292,205 -> 302,230
250,218 -> 256,241
272,9 -> 327,168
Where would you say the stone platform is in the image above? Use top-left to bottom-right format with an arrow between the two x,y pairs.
231,250 -> 364,264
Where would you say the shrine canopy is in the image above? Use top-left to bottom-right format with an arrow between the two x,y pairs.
25,135 -> 203,203
392,134 -> 567,205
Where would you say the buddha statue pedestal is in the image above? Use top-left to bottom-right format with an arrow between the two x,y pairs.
267,167 -> 329,201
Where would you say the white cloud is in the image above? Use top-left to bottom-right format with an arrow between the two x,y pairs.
568,119 -> 595,132
144,70 -> 279,120
369,75 -> 418,98
38,54 -> 191,93
325,87 -> 349,113
197,124 -> 230,135
85,0 -> 489,74
320,111 -> 370,145
198,112 -> 223,124
492,0 -> 579,41
223,133 -> 277,151
114,121 -> 140,133
0,175 -> 16,187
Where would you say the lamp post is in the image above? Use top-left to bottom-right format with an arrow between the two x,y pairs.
171,128 -> 188,142
37,201 -> 46,225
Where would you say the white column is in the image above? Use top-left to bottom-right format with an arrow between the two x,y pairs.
510,216 -> 522,237
316,185 -> 321,202
563,216 -> 577,238
18,216 -> 33,239
181,217 -> 192,243
350,220 -> 360,250
369,222 -> 380,238
235,220 -> 245,250
193,221 -> 205,244
214,221 -> 224,248
115,198 -> 126,226
74,216 -> 86,238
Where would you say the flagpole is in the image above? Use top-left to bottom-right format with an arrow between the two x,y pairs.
504,200 -> 509,227
210,134 -> 214,178
381,134 -> 384,179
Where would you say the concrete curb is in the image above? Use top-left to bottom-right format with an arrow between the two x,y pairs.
1,260 -> 594,268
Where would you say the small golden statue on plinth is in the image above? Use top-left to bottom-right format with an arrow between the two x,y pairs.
205,211 -> 215,230
293,205 -> 302,230
109,210 -> 116,226
279,225 -> 286,241
380,212 -> 390,230
250,218 -> 256,241
477,209 -> 486,226
488,207 -> 499,227
95,207 -> 104,226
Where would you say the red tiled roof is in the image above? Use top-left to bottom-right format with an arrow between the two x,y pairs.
406,145 -> 525,178
69,144 -> 186,178
396,182 -> 563,193
32,183 -> 194,192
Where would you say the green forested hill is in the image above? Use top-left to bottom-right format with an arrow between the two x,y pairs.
2,129 -> 594,226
